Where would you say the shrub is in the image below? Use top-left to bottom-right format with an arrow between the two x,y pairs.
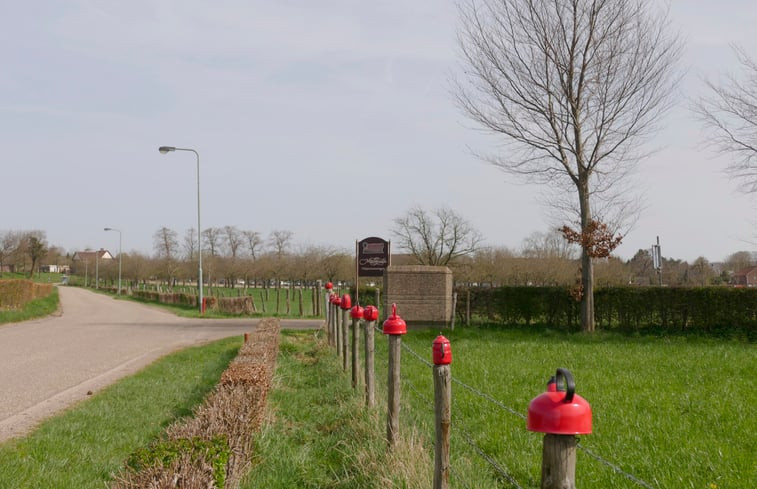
460,286 -> 757,338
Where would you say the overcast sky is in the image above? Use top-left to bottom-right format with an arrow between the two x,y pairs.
2,1 -> 756,263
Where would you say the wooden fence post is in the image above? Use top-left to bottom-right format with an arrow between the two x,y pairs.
298,288 -> 304,317
383,304 -> 407,447
432,335 -> 452,489
364,316 -> 376,407
466,289 -> 471,326
351,312 -> 361,389
335,301 -> 341,353
341,306 -> 349,372
450,292 -> 457,331
540,434 -> 578,489
386,334 -> 402,446
528,368 -> 591,489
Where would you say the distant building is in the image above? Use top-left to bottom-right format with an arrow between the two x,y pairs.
72,249 -> 114,262
731,266 -> 757,287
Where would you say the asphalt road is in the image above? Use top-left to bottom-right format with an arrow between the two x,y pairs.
0,286 -> 321,442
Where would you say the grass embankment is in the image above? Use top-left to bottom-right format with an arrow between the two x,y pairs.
0,337 -> 241,489
0,287 -> 59,325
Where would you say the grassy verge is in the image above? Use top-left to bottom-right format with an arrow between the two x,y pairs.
241,330 -> 432,488
245,327 -> 755,489
0,287 -> 59,325
0,336 -> 241,489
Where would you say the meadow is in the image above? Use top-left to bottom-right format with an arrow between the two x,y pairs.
372,327 -> 755,488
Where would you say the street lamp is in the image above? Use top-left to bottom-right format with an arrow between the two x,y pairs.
104,227 -> 122,295
158,146 -> 203,313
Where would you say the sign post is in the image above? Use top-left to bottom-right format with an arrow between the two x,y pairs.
356,237 -> 390,305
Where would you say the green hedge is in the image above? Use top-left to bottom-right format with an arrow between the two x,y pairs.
461,286 -> 757,338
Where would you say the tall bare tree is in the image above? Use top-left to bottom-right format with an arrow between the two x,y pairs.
242,230 -> 263,261
268,230 -> 294,258
696,46 -> 757,193
183,227 -> 197,261
153,227 -> 179,284
456,0 -> 681,331
392,206 -> 483,266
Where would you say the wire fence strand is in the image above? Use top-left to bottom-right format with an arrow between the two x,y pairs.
375,326 -> 657,489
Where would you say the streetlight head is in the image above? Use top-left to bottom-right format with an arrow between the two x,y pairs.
104,227 -> 111,231
158,146 -> 175,154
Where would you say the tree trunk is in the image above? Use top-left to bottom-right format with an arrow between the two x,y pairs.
578,179 -> 595,332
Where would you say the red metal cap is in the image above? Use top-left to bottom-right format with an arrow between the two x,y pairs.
527,368 -> 592,435
432,335 -> 452,365
382,303 -> 407,335
329,293 -> 338,304
333,295 -> 342,307
363,305 -> 379,322
340,294 -> 352,310
325,281 -> 333,290
350,305 -> 364,319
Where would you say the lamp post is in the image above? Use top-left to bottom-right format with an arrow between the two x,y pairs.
158,146 -> 203,313
104,227 -> 122,295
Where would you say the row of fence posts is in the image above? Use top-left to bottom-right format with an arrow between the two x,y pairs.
324,285 -> 592,489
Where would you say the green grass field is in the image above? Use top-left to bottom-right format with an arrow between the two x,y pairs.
376,327 -> 756,488
0,337 -> 241,489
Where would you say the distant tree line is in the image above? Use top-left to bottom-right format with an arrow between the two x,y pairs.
2,227 -> 753,291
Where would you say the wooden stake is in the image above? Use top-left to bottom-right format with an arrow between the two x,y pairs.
364,319 -> 375,407
433,364 -> 451,489
341,308 -> 349,372
351,316 -> 360,389
386,334 -> 402,446
540,434 -> 578,489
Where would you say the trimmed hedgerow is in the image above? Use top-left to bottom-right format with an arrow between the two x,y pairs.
460,286 -> 757,338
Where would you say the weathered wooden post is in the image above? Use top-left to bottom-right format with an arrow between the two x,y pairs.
466,289 -> 471,326
450,292 -> 457,331
334,295 -> 342,354
362,305 -> 379,407
350,304 -> 364,389
432,335 -> 452,489
527,368 -> 592,489
340,294 -> 351,372
382,303 -> 407,447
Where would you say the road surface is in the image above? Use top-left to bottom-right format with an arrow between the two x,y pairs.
0,286 -> 321,442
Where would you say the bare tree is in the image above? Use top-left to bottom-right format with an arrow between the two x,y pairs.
268,230 -> 294,258
183,227 -> 197,261
696,46 -> 757,193
391,206 -> 483,266
153,227 -> 179,284
242,230 -> 263,261
456,0 -> 681,331
0,231 -> 21,272
223,225 -> 243,259
202,227 -> 223,257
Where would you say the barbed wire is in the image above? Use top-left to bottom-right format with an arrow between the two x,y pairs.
457,424 -> 528,489
373,325 -> 656,489
577,442 -> 657,489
